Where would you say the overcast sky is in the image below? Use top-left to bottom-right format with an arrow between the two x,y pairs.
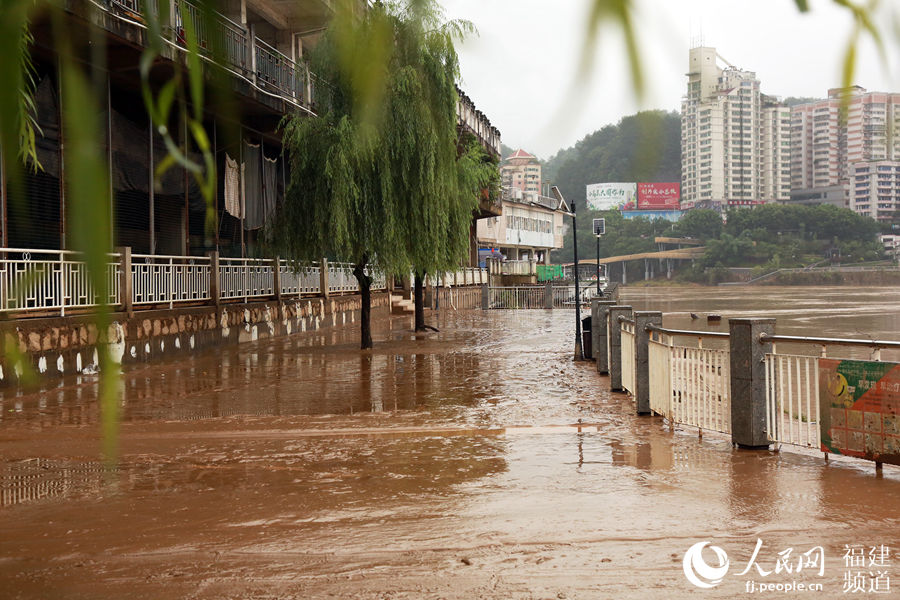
440,0 -> 899,159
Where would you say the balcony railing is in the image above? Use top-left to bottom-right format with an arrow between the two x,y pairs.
97,0 -> 313,111
254,37 -> 307,104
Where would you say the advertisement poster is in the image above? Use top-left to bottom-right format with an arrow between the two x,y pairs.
586,182 -> 636,211
637,183 -> 680,209
818,358 -> 900,465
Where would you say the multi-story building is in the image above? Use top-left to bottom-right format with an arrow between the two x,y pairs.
681,47 -> 790,208
850,161 -> 900,221
476,189 -> 567,271
790,87 -> 900,217
500,149 -> 541,195
1,0 -> 501,259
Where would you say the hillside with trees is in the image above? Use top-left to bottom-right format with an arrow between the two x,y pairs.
547,110 -> 682,274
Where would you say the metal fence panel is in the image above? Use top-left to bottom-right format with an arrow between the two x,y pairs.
131,254 -> 211,306
487,286 -> 544,309
621,322 -> 636,395
1,249 -> 120,315
765,353 -> 821,448
671,346 -> 731,434
649,338 -> 672,418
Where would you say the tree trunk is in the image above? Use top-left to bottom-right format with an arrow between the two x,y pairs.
353,257 -> 373,350
414,271 -> 426,332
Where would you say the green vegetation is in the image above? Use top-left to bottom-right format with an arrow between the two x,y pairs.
679,205 -> 883,283
269,1 -> 493,345
544,110 -> 681,199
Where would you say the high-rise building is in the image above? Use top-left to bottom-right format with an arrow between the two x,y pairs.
790,87 -> 900,218
681,47 -> 791,208
501,149 -> 541,195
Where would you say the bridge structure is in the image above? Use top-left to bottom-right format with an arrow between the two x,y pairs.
564,246 -> 706,283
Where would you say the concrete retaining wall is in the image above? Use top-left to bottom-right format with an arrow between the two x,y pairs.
0,293 -> 390,387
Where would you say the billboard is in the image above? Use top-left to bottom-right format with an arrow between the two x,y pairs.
819,359 -> 900,466
637,183 -> 680,209
586,182 -> 636,211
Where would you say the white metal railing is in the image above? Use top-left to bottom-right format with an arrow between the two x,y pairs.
671,346 -> 731,434
367,267 -> 387,291
501,260 -> 536,276
759,334 -> 900,449
279,262 -> 320,296
647,327 -> 731,435
131,254 -> 211,307
219,257 -> 275,300
551,285 -> 590,308
488,286 -> 544,309
328,262 -> 356,294
765,353 -> 820,448
2,249 -> 479,317
649,336 -> 672,417
0,248 -> 120,315
621,320 -> 636,395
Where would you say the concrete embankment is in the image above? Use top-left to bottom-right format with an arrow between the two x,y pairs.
0,293 -> 390,387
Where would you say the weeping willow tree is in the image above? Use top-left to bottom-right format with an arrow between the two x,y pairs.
270,0 -> 488,345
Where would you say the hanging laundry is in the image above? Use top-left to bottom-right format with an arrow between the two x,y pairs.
242,140 -> 263,230
262,155 -> 279,225
224,153 -> 241,218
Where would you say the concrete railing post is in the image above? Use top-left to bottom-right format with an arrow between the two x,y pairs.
208,250 -> 220,306
273,257 -> 282,301
116,246 -> 132,316
593,300 -> 618,374
320,258 -> 329,299
481,284 -> 489,310
607,305 -> 632,392
633,311 -> 663,415
729,318 -> 775,449
544,281 -> 553,309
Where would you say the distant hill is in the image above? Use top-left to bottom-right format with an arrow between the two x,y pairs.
783,96 -> 823,107
545,110 -> 682,204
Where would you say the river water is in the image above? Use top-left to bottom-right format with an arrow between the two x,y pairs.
0,286 -> 898,598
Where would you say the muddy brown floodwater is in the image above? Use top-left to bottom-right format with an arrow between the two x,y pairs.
1,286 -> 899,599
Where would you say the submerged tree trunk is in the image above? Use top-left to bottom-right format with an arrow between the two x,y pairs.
414,271 -> 426,332
353,256 -> 373,350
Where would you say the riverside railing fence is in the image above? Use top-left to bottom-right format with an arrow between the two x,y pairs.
0,248 -> 485,318
483,282 -> 613,310
594,299 -> 900,472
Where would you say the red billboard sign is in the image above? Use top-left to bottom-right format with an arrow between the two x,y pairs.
637,183 -> 680,210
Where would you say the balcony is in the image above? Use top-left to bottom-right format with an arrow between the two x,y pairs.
100,0 -> 318,113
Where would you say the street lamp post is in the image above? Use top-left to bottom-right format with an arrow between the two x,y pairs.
552,186 -> 582,361
593,217 -> 605,295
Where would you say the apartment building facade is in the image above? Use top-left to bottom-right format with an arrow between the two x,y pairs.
681,47 -> 790,209
500,149 -> 542,195
791,87 -> 900,219
1,0 -> 502,258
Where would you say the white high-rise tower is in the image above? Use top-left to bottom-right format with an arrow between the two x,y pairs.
681,47 -> 790,208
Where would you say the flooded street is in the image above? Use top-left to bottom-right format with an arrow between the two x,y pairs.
1,287 -> 899,598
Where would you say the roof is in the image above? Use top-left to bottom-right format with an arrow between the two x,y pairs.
507,149 -> 535,160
